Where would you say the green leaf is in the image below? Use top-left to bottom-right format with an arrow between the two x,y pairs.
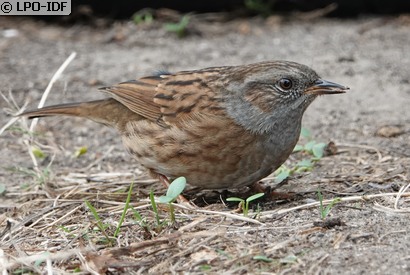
244,0 -> 274,16
300,127 -> 311,139
274,165 -> 287,175
132,11 -> 153,25
0,183 -> 6,195
323,197 -> 341,219
32,146 -> 46,159
253,255 -> 273,262
84,200 -> 101,223
226,197 -> 244,203
34,252 -> 49,266
150,191 -> 161,226
296,159 -> 313,168
246,193 -> 264,203
165,177 -> 186,199
59,225 -> 71,233
317,189 -> 325,219
275,170 -> 290,184
312,143 -> 326,158
293,144 -> 304,152
114,181 -> 134,237
200,265 -> 212,271
74,146 -> 88,158
164,15 -> 190,37
131,207 -> 144,222
295,166 -> 312,173
158,195 -> 174,204
304,140 -> 316,152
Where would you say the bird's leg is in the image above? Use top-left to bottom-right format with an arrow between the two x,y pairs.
250,182 -> 296,200
158,174 -> 171,187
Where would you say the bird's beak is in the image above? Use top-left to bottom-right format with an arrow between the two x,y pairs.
304,79 -> 349,95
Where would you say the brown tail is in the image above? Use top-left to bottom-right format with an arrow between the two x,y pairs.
19,98 -> 142,131
20,101 -> 94,118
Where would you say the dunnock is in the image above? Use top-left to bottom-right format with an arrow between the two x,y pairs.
20,61 -> 348,189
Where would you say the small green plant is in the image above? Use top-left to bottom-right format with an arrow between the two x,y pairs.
59,225 -> 77,238
74,146 -> 87,158
158,177 -> 186,223
0,183 -> 6,195
84,199 -> 113,245
274,159 -> 315,185
317,189 -> 341,220
113,181 -> 134,238
275,128 -> 327,184
253,255 -> 273,263
244,0 -> 276,16
12,166 -> 52,186
132,9 -> 154,25
164,14 -> 190,38
226,193 -> 264,217
36,166 -> 51,185
199,265 -> 212,271
293,140 -> 326,159
149,190 -> 161,227
130,205 -> 150,232
293,127 -> 327,159
34,252 -> 50,267
31,146 -> 46,159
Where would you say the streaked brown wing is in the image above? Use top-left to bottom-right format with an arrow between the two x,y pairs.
100,76 -> 165,126
153,70 -> 225,125
100,68 -> 226,127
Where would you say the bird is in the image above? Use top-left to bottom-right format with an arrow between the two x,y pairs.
19,61 -> 348,190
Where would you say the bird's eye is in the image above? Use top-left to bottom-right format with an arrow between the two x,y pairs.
278,78 -> 293,90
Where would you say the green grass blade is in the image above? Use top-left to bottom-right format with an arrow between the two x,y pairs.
150,190 -> 161,226
246,193 -> 265,202
114,181 -> 134,238
226,197 -> 244,203
84,199 -> 113,245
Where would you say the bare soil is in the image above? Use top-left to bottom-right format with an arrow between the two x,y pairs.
1,14 -> 410,274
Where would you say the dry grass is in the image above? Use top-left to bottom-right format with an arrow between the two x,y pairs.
2,150 -> 409,273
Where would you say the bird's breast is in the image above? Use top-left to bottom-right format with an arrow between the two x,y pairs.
120,116 -> 300,189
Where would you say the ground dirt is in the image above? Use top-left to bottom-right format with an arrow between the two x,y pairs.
0,14 -> 410,274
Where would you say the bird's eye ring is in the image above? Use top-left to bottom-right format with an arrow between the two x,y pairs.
278,78 -> 293,90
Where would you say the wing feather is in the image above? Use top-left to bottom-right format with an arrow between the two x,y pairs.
153,71 -> 226,125
100,68 -> 227,128
100,76 -> 166,126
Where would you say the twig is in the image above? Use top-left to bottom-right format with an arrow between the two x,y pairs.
2,247 -> 93,270
0,91 -> 29,136
175,203 -> 264,225
29,52 -> 77,132
0,116 -> 20,137
373,202 -> 410,214
21,52 -> 77,173
395,182 -> 410,210
295,3 -> 338,20
38,205 -> 83,233
261,192 -> 410,218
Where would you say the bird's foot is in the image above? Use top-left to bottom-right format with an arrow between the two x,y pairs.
250,182 -> 296,200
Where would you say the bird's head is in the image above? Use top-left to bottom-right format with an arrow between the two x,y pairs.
224,61 -> 349,134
